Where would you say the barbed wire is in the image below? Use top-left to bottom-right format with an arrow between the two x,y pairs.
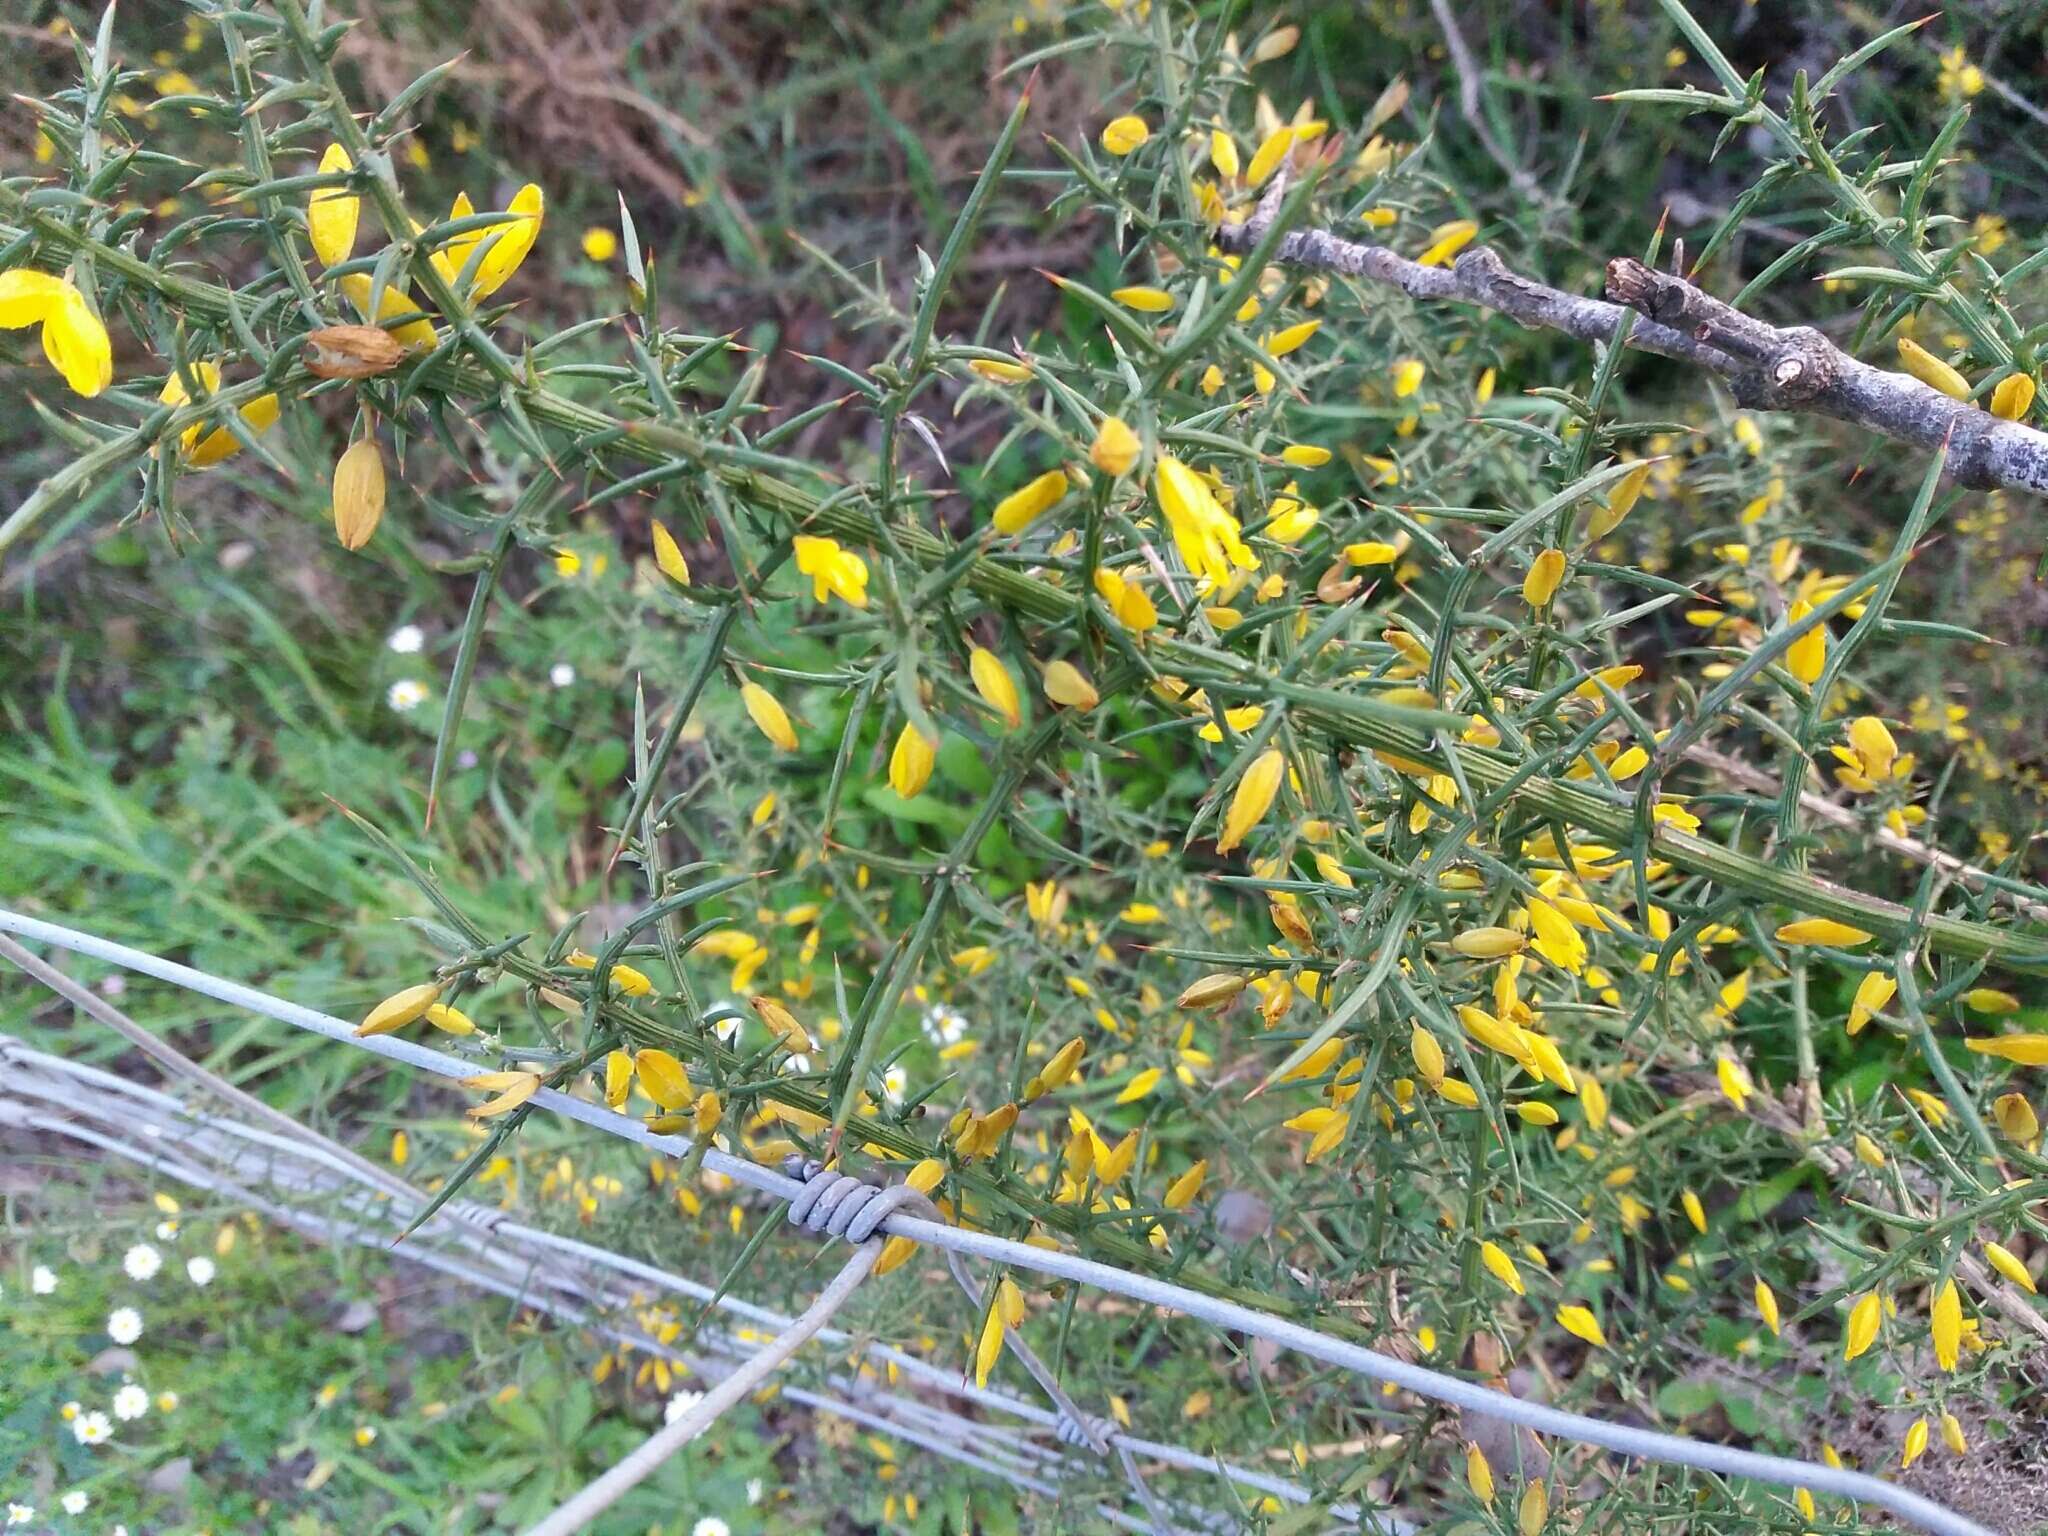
0,906 -> 2000,1536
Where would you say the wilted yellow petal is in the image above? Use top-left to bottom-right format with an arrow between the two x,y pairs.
332,437 -> 385,551
1897,336 -> 1970,401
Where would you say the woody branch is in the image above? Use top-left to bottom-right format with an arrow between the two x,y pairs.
1217,171 -> 2048,498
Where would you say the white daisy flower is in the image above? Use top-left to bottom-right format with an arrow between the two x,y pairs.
663,1389 -> 705,1425
32,1265 -> 57,1294
113,1385 -> 149,1422
73,1410 -> 112,1446
883,1065 -> 907,1104
155,1220 -> 178,1240
549,662 -> 576,688
61,1490 -> 88,1514
386,623 -> 425,654
692,1520 -> 731,1536
186,1256 -> 216,1287
920,1006 -> 967,1046
6,1505 -> 33,1527
107,1307 -> 142,1345
156,1391 -> 179,1413
746,1477 -> 764,1505
387,678 -> 428,713
123,1244 -> 161,1281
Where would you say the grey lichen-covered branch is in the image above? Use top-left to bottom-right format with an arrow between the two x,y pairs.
1216,173 -> 2048,497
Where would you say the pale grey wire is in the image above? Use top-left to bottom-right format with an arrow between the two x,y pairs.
0,907 -> 2003,1536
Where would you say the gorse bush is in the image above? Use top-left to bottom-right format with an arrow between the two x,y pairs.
7,0 -> 2048,1530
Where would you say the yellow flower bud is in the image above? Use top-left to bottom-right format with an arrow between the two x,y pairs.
1896,336 -> 1970,401
652,520 -> 691,586
889,721 -> 938,799
1090,415 -> 1141,477
969,647 -> 1022,729
1216,749 -> 1285,854
356,982 -> 441,1037
1042,659 -> 1099,711
740,681 -> 798,751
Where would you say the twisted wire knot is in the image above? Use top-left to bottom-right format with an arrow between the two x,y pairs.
1054,1409 -> 1115,1451
782,1156 -> 928,1244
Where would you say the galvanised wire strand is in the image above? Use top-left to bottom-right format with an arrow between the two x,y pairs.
0,1042 -> 1245,1536
0,907 -> 2001,1536
0,1031 -> 1337,1530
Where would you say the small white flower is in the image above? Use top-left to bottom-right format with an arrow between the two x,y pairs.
155,1220 -> 178,1241
691,1520 -> 731,1536
123,1243 -> 162,1281
6,1505 -> 33,1526
112,1385 -> 149,1422
664,1389 -> 705,1425
782,1053 -> 812,1075
32,1265 -> 57,1295
107,1307 -> 142,1345
73,1410 -> 111,1446
156,1391 -> 179,1413
61,1490 -> 88,1515
883,1065 -> 907,1104
186,1256 -> 216,1287
746,1477 -> 764,1505
549,662 -> 577,688
921,1006 -> 967,1046
387,678 -> 428,713
387,623 -> 425,654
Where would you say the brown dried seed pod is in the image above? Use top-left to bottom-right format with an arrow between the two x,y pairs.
303,323 -> 404,380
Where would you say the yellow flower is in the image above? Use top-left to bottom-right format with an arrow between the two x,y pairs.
1941,1412 -> 1967,1455
420,1002 -> 475,1037
1479,1240 -> 1524,1296
1588,460 -> 1653,539
604,1050 -> 633,1109
441,183 -> 544,299
1100,115 -> 1149,155
792,534 -> 869,608
1156,456 -> 1256,588
652,520 -> 691,586
1279,443 -> 1331,468
308,144 -> 357,267
1989,372 -> 2036,421
581,226 -> 618,262
1264,320 -> 1320,357
184,392 -> 281,468
1984,1241 -> 2036,1292
1783,598 -> 1826,685
1993,1092 -> 2038,1144
1199,364 -> 1224,396
888,722 -> 938,799
1964,1033 -> 2048,1065
1555,1305 -> 1606,1349
969,647 -> 1022,728
1418,219 -> 1478,267
740,681 -> 799,751
1931,1279 -> 1961,1372
1517,1482 -> 1547,1536
1755,1278 -> 1781,1336
634,1049 -> 694,1110
1681,1189 -> 1707,1234
338,272 -> 437,349
1346,540 -> 1400,567
1896,336 -> 1970,401
0,268 -> 113,397
1217,749 -> 1286,853
969,357 -> 1032,384
992,469 -> 1070,535
1847,715 -> 1897,777
464,1069 -> 543,1118
1451,927 -> 1526,960
1466,1441 -> 1495,1503
356,982 -> 442,1037
1775,917 -> 1872,948
1163,1160 -> 1206,1208
1245,127 -> 1294,187
1965,987 -> 2020,1014
1116,1067 -> 1162,1105
1523,549 -> 1566,608
158,359 -> 221,455
1090,415 -> 1141,477
1901,1417 -> 1928,1469
1391,358 -> 1425,398
332,437 -> 385,552
1843,1292 -> 1881,1360
1093,567 -> 1158,631
1112,285 -> 1175,312
1209,129 -> 1240,180
1042,658 -> 1099,711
